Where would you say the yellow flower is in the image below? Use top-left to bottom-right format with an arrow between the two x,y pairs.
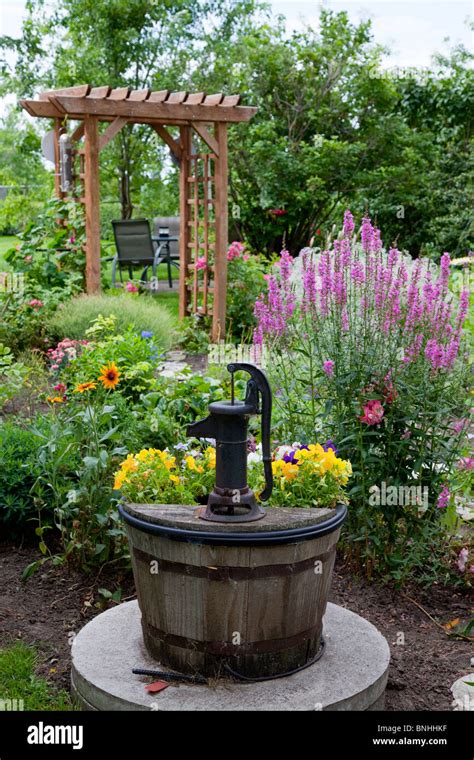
205,446 -> 216,468
74,381 -> 97,393
272,459 -> 298,480
294,444 -> 325,463
113,470 -> 129,490
185,455 -> 204,472
120,454 -> 138,474
137,449 -> 154,462
318,449 -> 337,473
47,396 -> 64,404
158,451 -> 176,470
169,474 -> 180,485
98,361 -> 121,389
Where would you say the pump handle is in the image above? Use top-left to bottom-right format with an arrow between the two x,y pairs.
227,363 -> 273,502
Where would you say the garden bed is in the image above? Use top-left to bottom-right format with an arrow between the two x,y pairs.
0,541 -> 470,711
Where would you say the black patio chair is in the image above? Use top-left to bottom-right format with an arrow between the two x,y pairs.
111,218 -> 162,287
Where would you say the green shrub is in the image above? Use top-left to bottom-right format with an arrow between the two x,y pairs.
47,293 -> 176,349
0,422 -> 42,534
58,320 -> 159,400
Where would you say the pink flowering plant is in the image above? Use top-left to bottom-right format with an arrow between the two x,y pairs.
254,211 -> 471,582
224,242 -> 266,341
47,338 -> 89,376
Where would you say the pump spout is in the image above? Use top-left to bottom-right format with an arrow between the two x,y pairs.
186,415 -> 216,440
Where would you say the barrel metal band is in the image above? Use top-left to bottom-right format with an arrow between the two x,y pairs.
143,620 -> 323,656
133,545 -> 336,580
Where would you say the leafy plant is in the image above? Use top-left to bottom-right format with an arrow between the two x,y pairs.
255,211 -> 472,582
60,321 -> 160,400
140,369 -> 245,449
0,343 -> 29,408
4,196 -> 86,291
176,313 -> 211,355
225,242 -> 267,342
28,389 -> 143,573
0,422 -> 42,534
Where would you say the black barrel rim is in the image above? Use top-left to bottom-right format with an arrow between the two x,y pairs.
118,502 -> 347,546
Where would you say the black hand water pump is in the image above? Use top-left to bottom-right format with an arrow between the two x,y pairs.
186,363 -> 273,523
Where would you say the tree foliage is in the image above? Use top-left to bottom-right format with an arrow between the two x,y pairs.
0,4 -> 472,257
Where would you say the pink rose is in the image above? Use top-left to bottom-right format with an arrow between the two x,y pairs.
227,241 -> 245,261
195,256 -> 207,271
360,399 -> 384,425
28,299 -> 44,309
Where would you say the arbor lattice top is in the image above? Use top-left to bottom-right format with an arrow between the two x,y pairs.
21,85 -> 257,124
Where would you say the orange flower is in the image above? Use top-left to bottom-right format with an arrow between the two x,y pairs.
74,381 -> 97,394
98,362 -> 121,389
47,396 -> 64,404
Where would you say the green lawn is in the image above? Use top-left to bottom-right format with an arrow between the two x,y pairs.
0,641 -> 71,711
0,235 -> 19,266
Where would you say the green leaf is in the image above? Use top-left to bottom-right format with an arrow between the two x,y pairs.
21,559 -> 44,581
83,456 -> 99,468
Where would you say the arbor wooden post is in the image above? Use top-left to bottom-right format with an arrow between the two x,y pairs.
84,115 -> 101,293
178,125 -> 192,318
213,122 -> 228,341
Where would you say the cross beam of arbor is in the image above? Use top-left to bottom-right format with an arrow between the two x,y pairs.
20,85 -> 257,340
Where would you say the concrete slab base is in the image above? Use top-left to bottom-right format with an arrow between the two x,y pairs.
71,601 -> 390,711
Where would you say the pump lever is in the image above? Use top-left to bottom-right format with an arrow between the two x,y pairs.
227,363 -> 273,502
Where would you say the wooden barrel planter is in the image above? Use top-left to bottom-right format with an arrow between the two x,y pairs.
119,502 -> 347,680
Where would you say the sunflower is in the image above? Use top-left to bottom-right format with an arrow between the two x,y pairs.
98,362 -> 121,389
74,381 -> 97,394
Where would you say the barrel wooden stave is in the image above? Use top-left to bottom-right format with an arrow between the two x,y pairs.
126,520 -> 341,679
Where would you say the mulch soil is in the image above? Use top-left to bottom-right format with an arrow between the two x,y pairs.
0,541 -> 471,711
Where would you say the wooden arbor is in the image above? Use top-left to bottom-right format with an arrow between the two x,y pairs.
20,85 -> 257,340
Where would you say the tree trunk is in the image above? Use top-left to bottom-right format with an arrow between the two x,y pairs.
119,168 -> 133,219
119,127 -> 133,219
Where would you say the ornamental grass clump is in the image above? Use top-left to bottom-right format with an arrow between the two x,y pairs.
254,211 -> 471,582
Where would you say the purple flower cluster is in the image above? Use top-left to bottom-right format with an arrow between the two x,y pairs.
254,249 -> 295,345
254,211 -> 469,374
436,485 -> 450,509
